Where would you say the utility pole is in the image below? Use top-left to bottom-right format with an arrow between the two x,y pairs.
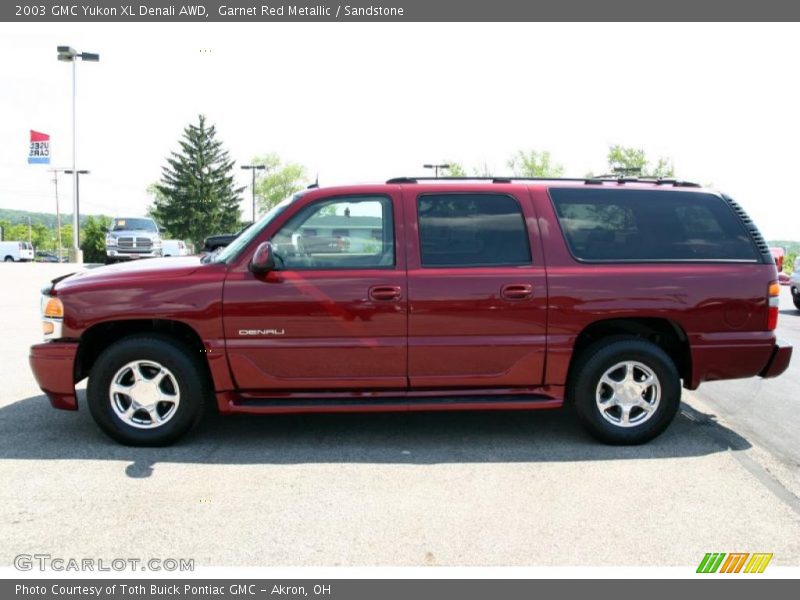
49,168 -> 65,260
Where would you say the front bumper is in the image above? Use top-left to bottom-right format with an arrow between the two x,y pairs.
29,342 -> 79,410
107,249 -> 162,259
759,341 -> 793,379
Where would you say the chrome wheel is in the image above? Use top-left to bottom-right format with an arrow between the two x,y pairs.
109,360 -> 181,429
595,361 -> 661,428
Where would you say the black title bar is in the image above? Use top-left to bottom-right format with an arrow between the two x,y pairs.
5,0 -> 800,21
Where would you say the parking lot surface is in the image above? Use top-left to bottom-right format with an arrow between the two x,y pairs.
1,263 -> 799,567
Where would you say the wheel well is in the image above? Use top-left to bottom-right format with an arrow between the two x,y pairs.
75,319 -> 207,382
571,318 -> 691,384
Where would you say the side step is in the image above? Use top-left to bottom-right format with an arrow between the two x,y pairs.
226,394 -> 562,415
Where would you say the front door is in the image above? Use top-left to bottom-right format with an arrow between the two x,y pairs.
405,188 -> 548,388
223,192 -> 407,391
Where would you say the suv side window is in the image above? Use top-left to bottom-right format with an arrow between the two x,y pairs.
549,188 -> 759,262
271,196 -> 395,269
417,193 -> 532,267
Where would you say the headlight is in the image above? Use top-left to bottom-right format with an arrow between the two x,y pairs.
105,234 -> 116,245
41,295 -> 64,339
152,239 -> 162,247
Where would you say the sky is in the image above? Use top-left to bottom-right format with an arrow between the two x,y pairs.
0,22 -> 798,240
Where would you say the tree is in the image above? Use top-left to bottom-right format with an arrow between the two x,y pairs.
441,162 -> 467,177
251,153 -> 308,214
605,145 -> 675,178
151,115 -> 244,248
80,215 -> 111,263
507,150 -> 564,177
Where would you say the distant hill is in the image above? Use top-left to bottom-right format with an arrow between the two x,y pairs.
0,207 -> 100,228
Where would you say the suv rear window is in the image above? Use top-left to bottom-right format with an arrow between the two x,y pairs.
549,188 -> 759,262
417,193 -> 532,267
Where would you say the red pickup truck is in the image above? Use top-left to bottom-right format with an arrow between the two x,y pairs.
30,177 -> 792,446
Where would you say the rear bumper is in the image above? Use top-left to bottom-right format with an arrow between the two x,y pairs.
759,341 -> 793,379
29,342 -> 79,410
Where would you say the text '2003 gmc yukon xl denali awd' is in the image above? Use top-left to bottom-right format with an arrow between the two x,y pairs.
30,177 -> 792,446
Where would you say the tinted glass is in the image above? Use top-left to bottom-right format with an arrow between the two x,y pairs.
549,188 -> 758,262
272,196 -> 394,269
417,193 -> 532,267
112,218 -> 157,232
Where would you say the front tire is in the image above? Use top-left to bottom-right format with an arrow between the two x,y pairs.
87,335 -> 210,446
792,288 -> 800,311
567,336 -> 681,445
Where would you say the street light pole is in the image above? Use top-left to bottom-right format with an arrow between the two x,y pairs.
241,164 -> 266,223
58,46 -> 99,263
65,170 -> 90,242
423,163 -> 451,178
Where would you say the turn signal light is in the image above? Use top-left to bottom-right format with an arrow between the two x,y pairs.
767,281 -> 780,330
43,297 -> 64,319
42,322 -> 55,335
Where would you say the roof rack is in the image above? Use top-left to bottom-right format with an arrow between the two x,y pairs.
386,176 -> 701,188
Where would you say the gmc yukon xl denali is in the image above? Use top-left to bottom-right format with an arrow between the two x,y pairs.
30,177 -> 792,446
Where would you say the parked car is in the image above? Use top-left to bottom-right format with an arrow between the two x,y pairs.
35,251 -> 60,263
201,224 -> 252,254
105,217 -> 163,263
162,240 -> 191,257
1,241 -> 34,262
30,177 -> 792,446
791,256 -> 800,309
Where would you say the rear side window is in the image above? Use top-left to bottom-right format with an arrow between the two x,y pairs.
417,193 -> 532,267
549,188 -> 759,262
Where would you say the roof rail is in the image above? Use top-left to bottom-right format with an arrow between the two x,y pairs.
387,175 -> 701,188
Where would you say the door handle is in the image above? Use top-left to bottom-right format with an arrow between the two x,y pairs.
501,283 -> 533,300
369,285 -> 402,301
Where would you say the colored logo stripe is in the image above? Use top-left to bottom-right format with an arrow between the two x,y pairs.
697,553 -> 726,573
697,552 -> 773,573
744,553 -> 773,573
720,553 -> 749,573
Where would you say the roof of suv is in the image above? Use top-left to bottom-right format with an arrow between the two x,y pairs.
301,176 -> 708,197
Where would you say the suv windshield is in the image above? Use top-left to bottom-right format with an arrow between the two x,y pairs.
112,218 -> 158,232
210,194 -> 301,264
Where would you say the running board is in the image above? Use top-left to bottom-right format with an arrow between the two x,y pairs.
224,394 -> 563,415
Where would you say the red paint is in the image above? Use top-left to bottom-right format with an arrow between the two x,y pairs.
29,181 -> 792,417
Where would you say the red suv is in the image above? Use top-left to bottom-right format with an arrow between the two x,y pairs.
30,177 -> 792,446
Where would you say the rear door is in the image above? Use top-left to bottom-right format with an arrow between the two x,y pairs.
404,186 -> 548,388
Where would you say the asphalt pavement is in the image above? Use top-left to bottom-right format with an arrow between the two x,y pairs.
1,263 -> 799,568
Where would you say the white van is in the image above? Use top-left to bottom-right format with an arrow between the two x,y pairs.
161,239 -> 191,257
0,241 -> 34,262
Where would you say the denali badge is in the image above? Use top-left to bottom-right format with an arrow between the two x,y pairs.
239,329 -> 285,336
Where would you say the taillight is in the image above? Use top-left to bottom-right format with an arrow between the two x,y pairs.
767,281 -> 780,330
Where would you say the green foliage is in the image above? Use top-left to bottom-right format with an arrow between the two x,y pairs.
252,153 -> 308,214
80,215 -> 111,263
507,150 -> 564,178
151,114 -> 244,248
606,145 -> 675,178
442,162 -> 467,177
784,251 -> 797,274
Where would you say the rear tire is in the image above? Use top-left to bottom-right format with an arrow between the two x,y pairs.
567,336 -> 681,445
4,256 -> 13,262
792,288 -> 800,311
87,334 -> 210,446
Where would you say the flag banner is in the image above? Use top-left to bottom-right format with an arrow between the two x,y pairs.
28,130 -> 51,164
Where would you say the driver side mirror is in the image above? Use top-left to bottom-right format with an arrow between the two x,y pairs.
249,241 -> 275,273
